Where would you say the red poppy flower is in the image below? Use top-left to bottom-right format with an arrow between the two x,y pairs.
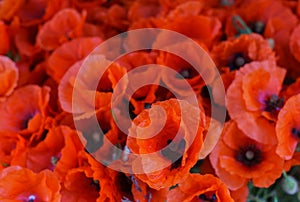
165,1 -> 205,20
0,56 -> 18,101
229,184 -> 249,202
10,126 -> 66,173
72,0 -> 106,9
210,120 -> 284,190
211,33 -> 275,71
0,85 -> 50,135
210,33 -> 276,106
37,8 -> 86,51
0,166 -> 61,201
58,54 -> 126,116
225,0 -> 299,78
163,15 -> 221,49
131,175 -> 168,202
226,60 -> 286,144
167,173 -> 234,202
290,24 -> 300,63
127,99 -> 206,190
0,21 -> 9,55
47,37 -> 102,82
276,94 -> 300,160
157,51 -> 212,95
60,167 -> 100,202
281,77 -> 300,100
0,0 -> 24,21
14,25 -> 42,57
87,153 -> 134,202
298,0 -> 300,16
128,0 -> 162,23
0,131 -> 19,169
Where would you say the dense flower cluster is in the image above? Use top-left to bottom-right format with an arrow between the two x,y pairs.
0,0 -> 300,201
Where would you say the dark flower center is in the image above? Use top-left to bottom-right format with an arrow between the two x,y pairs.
144,103 -> 152,109
264,95 -> 284,114
176,68 -> 197,79
228,53 -> 251,71
22,112 -> 37,130
249,21 -> 265,35
90,179 -> 100,192
292,128 -> 300,139
198,193 -> 217,202
161,139 -> 186,170
27,195 -> 36,202
236,144 -> 263,167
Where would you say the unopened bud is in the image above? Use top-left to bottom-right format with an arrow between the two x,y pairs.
281,173 -> 299,195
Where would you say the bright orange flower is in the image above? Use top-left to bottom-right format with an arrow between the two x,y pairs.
127,99 -> 206,190
167,173 -> 234,202
0,85 -> 50,135
0,166 -> 61,201
0,56 -> 18,101
37,8 -> 86,51
210,120 -> 284,190
226,60 -> 286,144
0,21 -> 9,55
47,37 -> 102,82
276,94 -> 300,160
